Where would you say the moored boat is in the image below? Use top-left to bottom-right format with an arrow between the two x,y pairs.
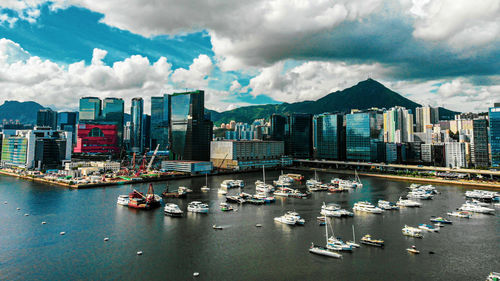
447,211 -> 472,218
396,197 -> 422,208
418,224 -> 439,232
360,234 -> 384,247
128,185 -> 161,210
164,203 -> 183,217
377,200 -> 399,210
353,201 -> 383,214
309,244 -> 342,258
430,216 -> 452,224
406,245 -> 420,254
220,202 -> 234,212
117,195 -> 129,206
187,201 -> 209,213
402,225 -> 423,238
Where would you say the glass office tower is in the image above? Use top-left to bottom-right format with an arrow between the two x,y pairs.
287,113 -> 312,158
58,112 -> 78,144
313,113 -> 345,160
270,114 -> 287,141
79,97 -> 101,122
168,90 -> 212,161
102,98 -> 124,146
130,97 -> 144,153
346,110 -> 383,161
36,109 -> 58,129
489,105 -> 500,167
150,96 -> 169,150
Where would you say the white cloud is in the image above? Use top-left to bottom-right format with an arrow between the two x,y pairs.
171,54 -> 213,89
229,80 -> 242,92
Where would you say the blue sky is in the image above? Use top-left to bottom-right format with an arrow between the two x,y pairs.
0,1 -> 498,113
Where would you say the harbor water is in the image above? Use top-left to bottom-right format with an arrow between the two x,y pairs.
0,170 -> 498,280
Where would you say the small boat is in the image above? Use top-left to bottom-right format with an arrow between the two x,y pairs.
164,203 -> 183,217
418,224 -> 439,232
447,211 -> 472,218
274,211 -> 302,225
402,225 -> 423,238
60,232 -> 66,235
220,202 -> 234,212
213,225 -> 223,230
407,189 -> 434,200
407,245 -> 420,254
116,195 -> 129,206
377,200 -> 399,210
346,225 -> 361,248
137,251 -> 143,255
360,234 -> 384,247
487,272 -> 500,281
187,201 -> 209,213
162,186 -> 187,198
430,216 -> 452,224
218,188 -> 227,195
286,173 -> 304,181
396,197 -> 422,207
226,195 -> 245,204
255,224 -> 262,227
459,202 -> 495,214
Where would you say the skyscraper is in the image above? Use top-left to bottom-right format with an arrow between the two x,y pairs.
102,98 -> 124,146
36,109 -> 58,130
79,97 -> 102,122
150,95 -> 169,150
346,109 -> 384,161
383,106 -> 413,143
130,97 -> 144,153
287,113 -> 312,158
168,90 -> 212,161
471,118 -> 489,167
270,114 -> 287,141
58,112 -> 78,144
313,113 -> 345,160
415,106 -> 439,132
489,105 -> 500,167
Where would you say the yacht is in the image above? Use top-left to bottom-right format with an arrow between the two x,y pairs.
377,200 -> 399,210
407,190 -> 434,200
447,211 -> 472,218
418,224 -> 439,232
218,188 -> 228,195
220,202 -> 234,212
353,201 -> 383,214
327,236 -> 353,251
459,202 -> 495,214
226,195 -> 245,204
306,171 -> 322,188
360,234 -> 384,247
187,201 -> 209,213
466,199 -> 490,206
465,190 -> 498,201
117,195 -> 129,206
164,203 -> 183,217
409,184 -> 438,194
346,225 -> 361,248
220,180 -> 237,189
256,181 -> 275,193
396,197 -> 422,207
430,216 -> 452,224
402,225 -> 423,238
320,203 -> 353,218
274,214 -> 298,225
309,243 -> 342,259
286,211 -> 305,225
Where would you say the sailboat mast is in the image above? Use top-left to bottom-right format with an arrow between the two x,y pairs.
263,165 -> 265,183
352,225 -> 356,243
325,216 -> 328,245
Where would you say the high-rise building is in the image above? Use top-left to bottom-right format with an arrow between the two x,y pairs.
471,118 -> 489,167
150,96 -> 169,150
346,110 -> 384,161
313,113 -> 345,160
168,90 -> 213,161
142,114 -> 151,151
287,113 -> 312,158
489,105 -> 500,167
58,112 -> 78,144
445,142 -> 467,168
102,98 -> 124,145
79,97 -> 102,122
130,97 -> 144,153
73,124 -> 119,155
415,106 -> 439,132
383,106 -> 413,143
270,114 -> 287,141
36,109 -> 58,130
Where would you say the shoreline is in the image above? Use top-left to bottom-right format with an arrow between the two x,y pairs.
288,166 -> 500,190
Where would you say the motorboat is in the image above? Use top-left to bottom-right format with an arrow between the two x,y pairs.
402,225 -> 423,238
320,202 -> 353,218
226,195 -> 245,204
407,245 -> 420,254
220,202 -> 234,212
409,184 -> 438,194
117,195 -> 129,206
396,197 -> 422,207
187,201 -> 209,213
288,189 -> 310,199
213,225 -> 223,230
272,179 -> 291,188
286,211 -> 305,225
465,190 -> 498,201
377,200 -> 399,210
274,214 -> 298,225
286,173 -> 304,181
327,236 -> 353,251
466,199 -> 490,206
164,203 -> 183,217
256,182 -> 275,193
309,243 -> 342,258
220,180 -> 237,189
218,188 -> 228,195
234,180 -> 245,188
327,185 -> 347,193
162,186 -> 187,198
360,234 -> 384,247
430,216 -> 452,224
308,183 -> 329,192
418,224 -> 439,232
253,193 -> 276,203
407,189 -> 434,200
273,188 -> 293,197
353,201 -> 383,214
447,211 -> 472,218
459,202 -> 495,214
487,272 -> 500,281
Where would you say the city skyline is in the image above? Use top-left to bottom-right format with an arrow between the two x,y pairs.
0,1 -> 498,114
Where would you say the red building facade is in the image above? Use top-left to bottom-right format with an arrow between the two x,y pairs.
74,124 -> 119,154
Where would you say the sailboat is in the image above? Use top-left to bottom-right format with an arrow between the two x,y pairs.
201,174 -> 210,192
346,225 -> 361,248
354,170 -> 363,188
309,216 -> 342,258
256,165 -> 275,193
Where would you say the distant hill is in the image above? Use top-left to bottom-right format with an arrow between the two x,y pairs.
0,101 -> 46,125
208,79 -> 458,124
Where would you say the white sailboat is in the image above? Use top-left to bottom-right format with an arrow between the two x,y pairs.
309,216 -> 342,258
201,174 -> 210,192
256,165 -> 274,193
354,170 -> 363,188
346,225 -> 361,248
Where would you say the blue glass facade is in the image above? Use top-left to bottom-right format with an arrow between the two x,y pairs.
346,111 -> 383,161
313,113 -> 345,160
150,96 -> 169,150
37,109 -> 58,129
130,97 -> 144,153
79,97 -> 101,121
102,98 -> 124,146
58,112 -> 78,144
489,107 -> 500,166
287,113 -> 312,158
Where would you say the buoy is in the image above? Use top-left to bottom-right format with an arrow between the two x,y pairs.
60,232 -> 66,235
104,237 -> 109,241
137,251 -> 143,255
24,214 -> 29,216
41,222 -> 47,225
256,224 -> 262,227
193,272 -> 200,277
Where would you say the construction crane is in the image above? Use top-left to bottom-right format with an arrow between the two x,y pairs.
218,153 -> 229,170
146,144 -> 160,172
130,152 -> 136,170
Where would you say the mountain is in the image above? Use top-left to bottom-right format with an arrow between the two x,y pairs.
208,79 -> 458,124
0,100 -> 46,125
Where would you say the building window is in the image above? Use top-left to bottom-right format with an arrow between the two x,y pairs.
88,127 -> 104,137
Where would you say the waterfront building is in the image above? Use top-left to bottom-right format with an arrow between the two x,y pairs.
270,114 -> 287,141
36,109 -> 58,130
406,141 -> 422,163
73,123 -> 119,155
383,106 -> 413,143
79,97 -> 102,122
142,114 -> 151,151
489,104 -> 500,167
168,90 -> 213,161
346,109 -> 383,161
1,127 -> 72,169
58,112 -> 78,144
415,106 -> 439,132
130,97 -> 144,153
64,161 -> 121,173
287,113 -> 313,158
210,140 -> 290,170
471,118 -> 489,167
150,96 -> 170,151
160,160 -> 212,174
313,113 -> 345,160
445,142 -> 467,168
102,98 -> 124,146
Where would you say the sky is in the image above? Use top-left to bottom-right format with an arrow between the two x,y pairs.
0,0 -> 498,113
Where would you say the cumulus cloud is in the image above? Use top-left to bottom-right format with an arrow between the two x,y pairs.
171,54 -> 213,89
